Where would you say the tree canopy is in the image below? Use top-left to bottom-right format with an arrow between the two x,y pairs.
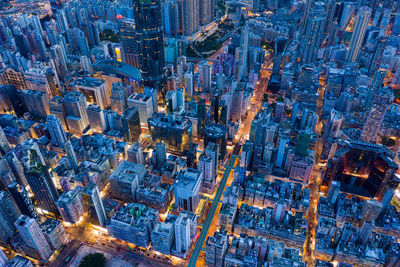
79,253 -> 107,267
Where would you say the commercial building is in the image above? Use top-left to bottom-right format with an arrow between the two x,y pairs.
68,77 -> 110,109
0,191 -> 21,243
81,183 -> 107,227
174,168 -> 201,212
148,113 -> 192,153
15,215 -> 52,261
107,203 -> 158,247
127,93 -> 154,125
109,160 -> 146,202
203,123 -> 227,158
56,187 -> 85,224
40,218 -> 67,250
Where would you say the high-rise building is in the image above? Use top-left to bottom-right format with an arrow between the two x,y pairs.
162,0 -> 180,35
174,168 -> 202,212
46,115 -> 67,148
179,0 -> 200,36
24,149 -> 59,213
148,113 -> 192,153
40,218 -> 67,250
0,191 -> 21,243
174,211 -> 197,255
346,7 -> 371,62
68,77 -> 110,109
198,152 -> 215,194
15,215 -> 53,261
7,255 -> 34,267
127,93 -> 154,125
151,215 -> 176,255
275,136 -> 289,168
87,104 -> 106,133
326,180 -> 340,204
49,96 -> 68,130
133,0 -> 166,97
110,82 -> 127,115
361,87 -> 393,143
81,183 -> 107,227
324,141 -> 400,201
203,123 -> 227,159
109,160 -> 146,202
155,142 -> 167,169
118,18 -> 140,68
63,91 -> 89,134
205,229 -> 228,267
199,0 -> 214,25
107,203 -> 158,247
64,140 -> 79,172
122,106 -> 142,143
127,142 -> 146,165
56,187 -> 85,224
0,249 -> 7,266
295,131 -> 311,157
18,89 -> 50,119
8,182 -> 39,222
0,125 -> 10,156
300,2 -> 326,64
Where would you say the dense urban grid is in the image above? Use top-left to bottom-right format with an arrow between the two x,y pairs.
0,0 -> 399,266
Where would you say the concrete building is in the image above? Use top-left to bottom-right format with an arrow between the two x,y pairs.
127,93 -> 154,125
174,168 -> 202,212
81,183 -> 107,227
56,187 -> 85,224
151,215 -> 177,255
14,215 -> 52,261
68,77 -> 110,109
174,211 -> 197,256
109,161 -> 146,202
40,218 -> 67,250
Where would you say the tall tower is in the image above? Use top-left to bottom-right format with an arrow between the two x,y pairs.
118,18 -> 140,68
300,2 -> 326,64
133,0 -> 166,97
8,182 -> 39,222
346,7 -> 371,62
64,140 -> 79,172
81,183 -> 107,227
24,149 -> 59,213
0,125 -> 10,156
0,191 -> 21,243
14,215 -> 53,261
361,87 -> 393,143
46,115 -> 67,148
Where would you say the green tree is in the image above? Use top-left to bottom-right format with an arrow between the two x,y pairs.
79,253 -> 107,267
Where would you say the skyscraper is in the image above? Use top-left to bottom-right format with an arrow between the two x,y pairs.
346,7 -> 371,62
179,0 -> 200,36
110,82 -> 127,115
300,2 -> 326,64
122,106 -> 142,143
0,125 -> 10,156
56,187 -> 85,224
0,191 -> 21,243
63,91 -> 89,134
14,215 -> 53,261
64,140 -> 79,172
46,115 -> 67,148
81,183 -> 107,227
24,149 -> 59,213
8,181 -> 39,222
118,18 -> 140,68
133,0 -> 166,97
361,87 -> 393,143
